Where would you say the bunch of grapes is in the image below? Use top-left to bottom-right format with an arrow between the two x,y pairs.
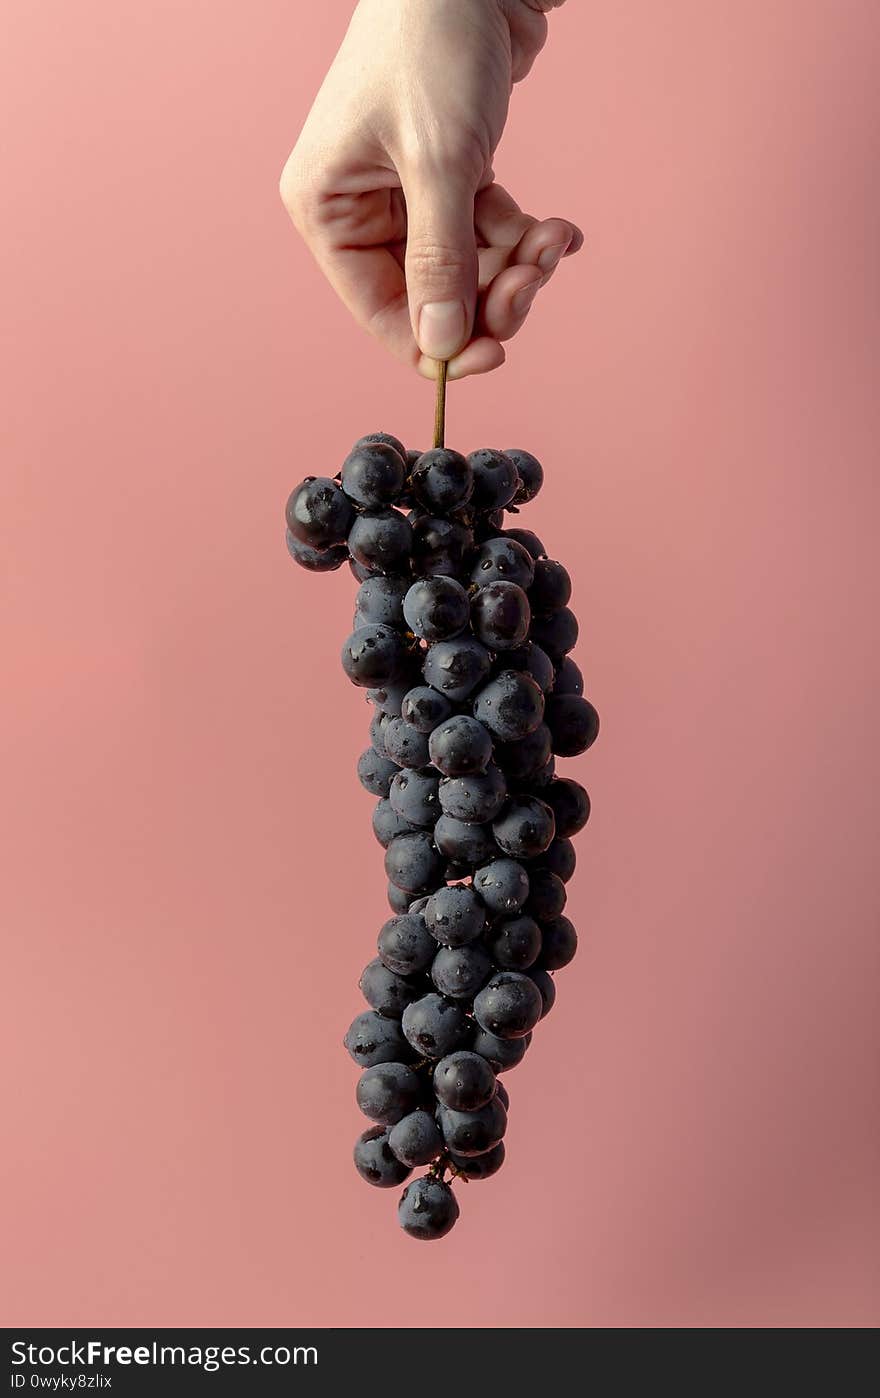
285,402 -> 598,1240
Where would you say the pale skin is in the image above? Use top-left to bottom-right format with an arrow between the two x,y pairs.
280,0 -> 580,380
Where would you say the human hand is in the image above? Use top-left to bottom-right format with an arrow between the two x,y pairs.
280,0 -> 581,379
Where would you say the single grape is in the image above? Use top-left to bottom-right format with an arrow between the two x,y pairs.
389,767 -> 441,828
342,441 -> 406,507
372,798 -> 418,848
344,1010 -> 411,1067
469,536 -> 535,589
423,637 -> 492,701
411,514 -> 472,578
434,814 -> 498,865
473,971 -> 543,1040
341,625 -> 409,688
523,868 -> 567,920
401,685 -> 454,734
359,958 -> 423,1018
424,884 -> 486,947
354,431 -> 407,463
484,914 -> 542,970
438,764 -> 507,823
354,575 -> 409,629
528,967 -> 557,1018
348,510 -> 413,572
529,559 -> 572,615
473,670 -> 544,741
492,641 -> 554,694
433,1051 -> 497,1111
503,527 -> 546,560
467,448 -> 520,511
285,531 -> 348,572
472,858 -> 529,915
431,943 -> 493,1000
505,448 -> 544,504
533,836 -> 577,883
387,882 -> 413,913
529,606 -> 579,662
450,1140 -> 506,1180
377,912 -> 435,976
403,577 -> 470,642
382,717 -> 431,768
357,747 -> 399,798
544,695 -> 600,756
438,1097 -> 508,1157
428,714 -> 493,776
410,447 -> 473,513
470,1027 -> 529,1072
494,724 -> 552,783
384,831 -> 446,894
401,993 -> 470,1059
471,581 -> 531,650
492,794 -> 556,859
355,1061 -> 421,1124
543,776 -> 591,837
537,914 -> 578,970
388,1110 -> 443,1167
398,1176 -> 459,1240
285,476 -> 355,549
355,1127 -> 413,1188
553,656 -> 584,696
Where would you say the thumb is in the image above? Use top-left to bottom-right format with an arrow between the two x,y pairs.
401,165 -> 479,361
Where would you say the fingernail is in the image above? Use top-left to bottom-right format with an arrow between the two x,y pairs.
512,277 -> 542,316
418,301 -> 468,359
538,240 -> 571,274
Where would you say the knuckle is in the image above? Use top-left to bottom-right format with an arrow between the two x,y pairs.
406,241 -> 472,280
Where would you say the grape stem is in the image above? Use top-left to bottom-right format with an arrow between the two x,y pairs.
433,359 -> 448,450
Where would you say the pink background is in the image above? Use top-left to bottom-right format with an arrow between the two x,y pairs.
2,1 -> 879,1328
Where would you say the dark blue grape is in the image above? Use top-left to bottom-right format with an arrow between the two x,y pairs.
285,531 -> 348,572
355,1061 -> 421,1124
357,747 -> 399,797
438,764 -> 507,823
423,637 -> 492,701
450,1140 -> 506,1180
401,685 -> 454,734
470,1027 -> 529,1072
438,1096 -> 508,1156
411,514 -> 472,578
388,1110 -> 443,1166
372,798 -> 418,848
342,441 -> 406,507
389,767 -> 441,828
529,606 -> 579,661
467,449 -> 520,511
529,559 -> 572,615
537,914 -> 578,970
492,794 -> 555,859
473,669 -> 544,741
410,447 -> 473,513
341,625 -> 409,688
384,831 -> 446,894
355,575 -> 408,628
471,581 -> 531,649
494,1079 -> 510,1110
433,1051 -> 497,1111
431,943 -> 493,1000
503,527 -> 546,560
528,967 -> 557,1018
348,510 -> 413,571
545,695 -> 600,756
473,971 -> 543,1040
523,868 -> 567,920
493,641 -> 554,694
428,714 -> 493,776
359,958 -> 423,1018
387,882 -> 413,913
354,1127 -> 412,1187
472,858 -> 529,915
469,536 -> 535,589
367,668 -> 420,715
505,448 -> 544,504
484,914 -> 542,970
494,724 -> 552,783
543,777 -> 591,837
401,993 -> 470,1059
344,1010 -> 411,1067
382,717 -> 431,768
534,836 -> 577,882
354,431 -> 406,463
403,577 -> 470,642
398,1176 -> 459,1240
434,814 -> 498,865
285,477 -> 354,549
424,884 -> 486,947
377,912 -> 435,975
553,656 -> 584,696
